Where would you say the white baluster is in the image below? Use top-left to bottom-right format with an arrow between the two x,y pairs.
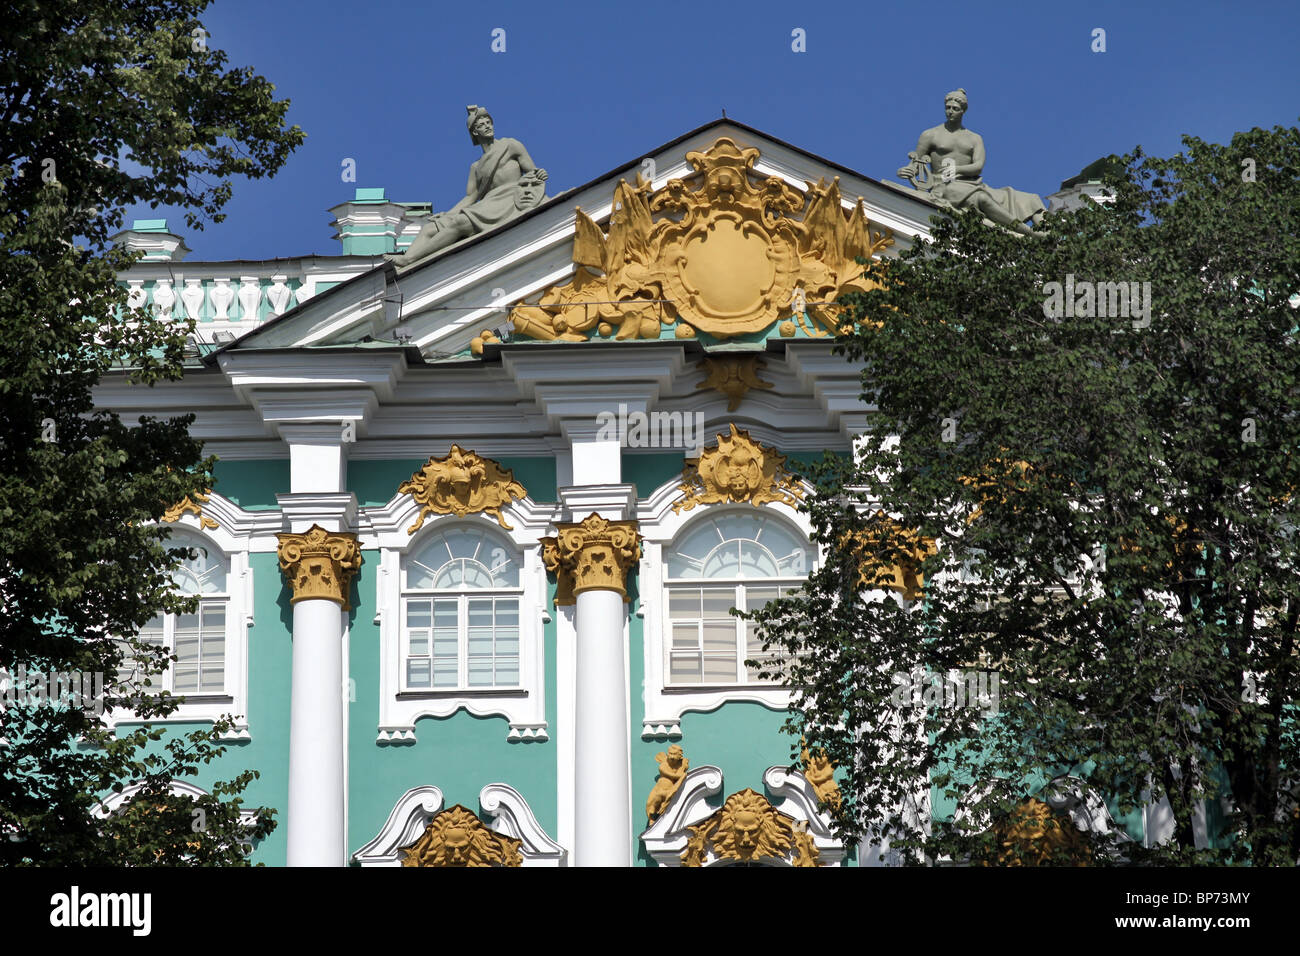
181,278 -> 206,321
210,277 -> 234,321
237,276 -> 262,321
267,275 -> 292,316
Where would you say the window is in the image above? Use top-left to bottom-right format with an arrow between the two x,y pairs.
118,532 -> 229,697
402,526 -> 521,691
664,512 -> 814,685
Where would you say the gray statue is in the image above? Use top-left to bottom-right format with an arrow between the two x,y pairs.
388,106 -> 547,267
897,89 -> 1045,234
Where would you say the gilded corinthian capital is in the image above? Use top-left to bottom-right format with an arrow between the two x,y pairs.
276,524 -> 363,610
541,513 -> 641,603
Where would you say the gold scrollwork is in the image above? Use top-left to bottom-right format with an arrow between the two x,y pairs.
276,524 -> 363,610
400,805 -> 522,867
673,424 -> 805,514
398,445 -> 526,533
161,491 -> 218,530
507,138 -> 893,344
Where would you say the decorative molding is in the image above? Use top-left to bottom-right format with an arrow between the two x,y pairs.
645,744 -> 689,823
352,784 -> 565,867
507,137 -> 893,343
352,786 -> 445,865
696,356 -> 774,412
672,424 -> 805,513
479,783 -> 567,866
396,445 -> 526,533
641,765 -> 844,866
276,524 -> 362,610
541,513 -> 641,603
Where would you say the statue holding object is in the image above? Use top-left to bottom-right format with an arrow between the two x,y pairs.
896,88 -> 1046,235
387,106 -> 547,268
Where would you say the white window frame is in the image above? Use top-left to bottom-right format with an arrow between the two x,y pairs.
638,479 -> 819,740
103,499 -> 254,740
367,491 -> 554,743
399,528 -> 525,692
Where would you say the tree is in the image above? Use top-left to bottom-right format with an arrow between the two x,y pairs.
0,0 -> 303,864
750,122 -> 1300,865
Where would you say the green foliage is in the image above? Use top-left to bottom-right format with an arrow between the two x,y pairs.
0,0 -> 303,864
748,122 -> 1300,865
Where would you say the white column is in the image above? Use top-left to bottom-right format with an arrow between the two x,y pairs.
286,596 -> 346,866
545,503 -> 640,868
574,587 -> 631,866
276,500 -> 360,868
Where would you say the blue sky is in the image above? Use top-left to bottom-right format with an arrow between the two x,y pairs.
132,0 -> 1300,261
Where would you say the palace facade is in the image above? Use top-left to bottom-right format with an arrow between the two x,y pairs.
95,118 -> 1124,866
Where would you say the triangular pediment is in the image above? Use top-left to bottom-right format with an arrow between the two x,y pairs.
211,120 -> 941,362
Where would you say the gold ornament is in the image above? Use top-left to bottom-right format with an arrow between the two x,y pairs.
672,424 -> 805,514
161,491 -> 218,530
398,445 -> 526,533
508,138 -> 893,343
541,513 -> 641,603
697,356 -> 774,412
981,798 -> 1090,867
791,820 -> 822,867
679,788 -> 820,866
801,745 -> 842,811
276,524 -> 363,610
645,744 -> 690,822
400,805 -> 522,867
842,513 -> 936,601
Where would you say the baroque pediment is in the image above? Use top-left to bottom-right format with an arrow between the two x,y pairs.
214,121 -> 937,358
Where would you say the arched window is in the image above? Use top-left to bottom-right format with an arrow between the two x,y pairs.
664,511 -> 815,685
402,525 -> 522,690
122,531 -> 229,695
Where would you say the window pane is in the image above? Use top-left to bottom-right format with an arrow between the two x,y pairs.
433,600 -> 458,629
669,654 -> 702,683
200,664 -> 224,694
703,655 -> 737,683
407,658 -> 431,688
174,664 -> 198,694
672,623 -> 699,650
495,630 -> 519,657
432,659 -> 457,687
467,599 -> 493,629
701,588 -> 735,617
495,602 -> 519,628
495,660 -> 519,686
702,621 -> 734,652
739,541 -> 778,577
468,633 -> 493,657
745,586 -> 779,610
668,589 -> 699,618
467,659 -> 493,687
701,542 -> 741,579
433,561 -> 465,588
407,602 -> 431,629
408,631 -> 429,656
